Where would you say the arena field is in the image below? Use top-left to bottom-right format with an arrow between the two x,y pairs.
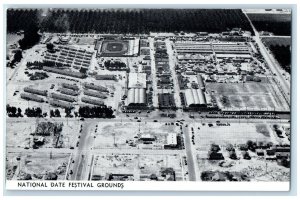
100,40 -> 129,57
206,82 -> 289,111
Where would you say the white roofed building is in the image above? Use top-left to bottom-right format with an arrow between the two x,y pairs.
185,88 -> 207,107
128,73 -> 147,89
127,88 -> 146,106
167,133 -> 177,146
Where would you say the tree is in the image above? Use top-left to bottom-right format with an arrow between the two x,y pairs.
79,67 -> 88,74
46,43 -> 55,52
247,140 -> 257,152
50,110 -> 55,118
229,151 -> 238,160
10,50 -> 23,67
35,107 -> 42,117
210,143 -> 221,152
281,158 -> 290,168
54,109 -> 61,117
242,151 -> 251,160
6,104 -> 18,117
14,50 -> 23,62
19,24 -> 41,50
11,106 -> 17,116
17,107 -> 23,117
78,106 -> 114,118
24,107 -> 43,117
226,144 -> 235,152
43,112 -> 48,117
65,108 -> 72,117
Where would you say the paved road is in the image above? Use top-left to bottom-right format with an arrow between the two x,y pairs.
166,39 -> 181,108
7,146 -> 185,155
149,37 -> 159,109
6,115 -> 290,124
182,126 -> 197,181
69,121 -> 94,180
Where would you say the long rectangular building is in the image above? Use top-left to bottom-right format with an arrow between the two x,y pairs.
127,88 -> 146,106
95,75 -> 116,80
43,66 -> 86,79
49,99 -> 74,109
24,87 -> 48,96
61,83 -> 80,91
185,88 -> 207,107
83,83 -> 108,92
83,90 -> 107,99
81,97 -> 104,106
59,88 -> 79,96
20,93 -> 44,103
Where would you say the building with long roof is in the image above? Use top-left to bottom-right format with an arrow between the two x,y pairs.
127,88 -> 146,106
20,93 -> 44,103
24,87 -> 48,96
81,96 -> 104,106
49,99 -> 74,109
184,88 -> 207,107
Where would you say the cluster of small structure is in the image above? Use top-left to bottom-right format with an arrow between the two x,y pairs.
44,45 -> 93,69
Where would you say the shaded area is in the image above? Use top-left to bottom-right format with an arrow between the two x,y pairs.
247,13 -> 291,36
269,45 -> 291,74
7,9 -> 253,34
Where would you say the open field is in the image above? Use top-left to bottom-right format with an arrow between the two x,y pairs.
206,82 -> 289,111
191,123 -> 276,151
191,122 -> 289,150
91,154 -> 183,181
191,122 -> 290,182
6,152 -> 70,180
94,122 -> 181,149
262,37 -> 291,47
6,33 -> 23,45
6,120 -> 80,149
197,154 -> 290,181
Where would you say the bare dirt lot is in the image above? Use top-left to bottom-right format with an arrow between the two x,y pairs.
6,152 -> 71,180
191,123 -> 276,152
190,122 -> 290,182
91,154 -> 183,181
6,120 -> 80,149
197,155 -> 290,182
93,122 -> 181,149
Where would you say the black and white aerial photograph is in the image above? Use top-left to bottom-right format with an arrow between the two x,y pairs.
5,6 -> 292,188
